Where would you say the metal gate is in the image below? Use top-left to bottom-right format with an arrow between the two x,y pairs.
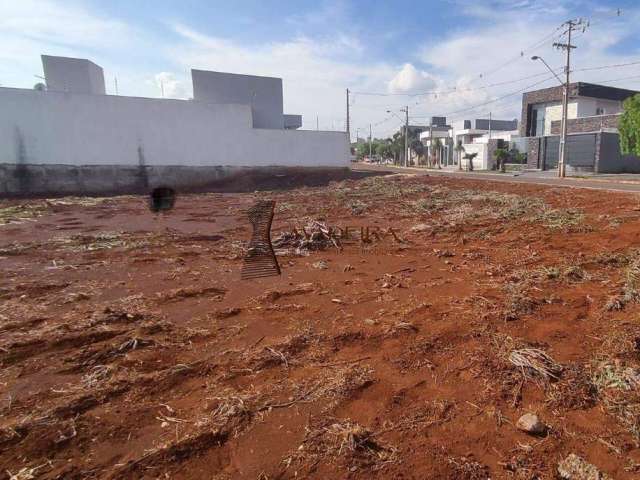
543,134 -> 596,170
543,137 -> 559,169
566,134 -> 596,168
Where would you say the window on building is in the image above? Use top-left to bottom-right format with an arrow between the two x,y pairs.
595,107 -> 604,116
532,107 -> 545,136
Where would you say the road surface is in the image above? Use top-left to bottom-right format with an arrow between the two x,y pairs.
353,163 -> 640,194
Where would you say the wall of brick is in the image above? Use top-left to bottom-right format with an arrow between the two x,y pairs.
526,137 -> 540,169
520,84 -> 580,136
549,114 -> 621,134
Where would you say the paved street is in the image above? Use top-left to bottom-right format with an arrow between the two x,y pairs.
353,163 -> 640,194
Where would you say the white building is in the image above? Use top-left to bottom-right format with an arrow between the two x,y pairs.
418,117 -> 519,170
0,55 -> 349,197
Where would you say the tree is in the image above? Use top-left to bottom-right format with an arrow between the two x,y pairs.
454,140 -> 465,171
411,139 -> 424,165
463,152 -> 478,171
620,94 -> 640,156
432,137 -> 443,169
494,148 -> 509,173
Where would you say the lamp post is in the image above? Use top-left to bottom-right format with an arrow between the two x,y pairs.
532,54 -> 569,178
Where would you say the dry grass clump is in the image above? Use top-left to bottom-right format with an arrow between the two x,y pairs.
605,251 -> 640,311
592,360 -> 640,440
0,203 -> 48,225
447,456 -> 490,480
53,231 -> 154,252
545,364 -> 597,410
530,208 -> 586,231
272,219 -> 342,255
250,330 -> 319,371
503,283 -> 539,322
208,392 -> 254,433
347,200 -> 368,216
509,348 -> 562,381
285,418 -> 398,472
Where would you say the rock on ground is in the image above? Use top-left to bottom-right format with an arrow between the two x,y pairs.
516,413 -> 546,434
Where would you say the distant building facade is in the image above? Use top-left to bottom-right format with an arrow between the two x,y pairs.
417,116 -> 519,170
520,82 -> 640,173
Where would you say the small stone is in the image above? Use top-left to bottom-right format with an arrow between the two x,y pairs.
381,282 -> 392,289
411,223 -> 430,233
558,454 -> 612,480
363,318 -> 377,325
312,260 -> 328,270
516,413 -> 546,434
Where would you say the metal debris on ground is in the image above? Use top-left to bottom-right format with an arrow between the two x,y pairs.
241,200 -> 281,280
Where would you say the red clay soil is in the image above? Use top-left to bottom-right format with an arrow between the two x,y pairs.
2,174 -> 640,479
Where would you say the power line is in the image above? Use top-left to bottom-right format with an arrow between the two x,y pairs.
410,75 -> 556,120
351,69 -> 560,98
575,60 -> 640,73
351,59 -> 640,101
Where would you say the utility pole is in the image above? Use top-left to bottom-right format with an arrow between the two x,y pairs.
402,106 -> 409,167
488,111 -> 492,140
346,88 -> 350,141
114,77 -> 119,95
429,119 -> 434,168
316,115 -> 319,131
369,123 -> 372,159
554,19 -> 581,178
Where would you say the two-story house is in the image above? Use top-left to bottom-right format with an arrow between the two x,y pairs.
521,82 -> 639,173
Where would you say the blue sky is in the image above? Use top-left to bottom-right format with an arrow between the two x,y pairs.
2,0 -> 640,136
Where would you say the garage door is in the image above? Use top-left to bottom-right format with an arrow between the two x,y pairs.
566,134 -> 596,168
544,134 -> 596,170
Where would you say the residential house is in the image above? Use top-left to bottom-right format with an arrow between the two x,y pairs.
451,118 -> 519,170
418,117 -> 519,170
418,117 -> 454,167
521,82 -> 639,173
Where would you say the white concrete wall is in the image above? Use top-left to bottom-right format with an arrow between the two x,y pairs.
42,55 -> 106,95
192,70 -> 284,129
538,101 -> 579,135
576,97 -> 623,117
0,87 -> 349,168
461,143 -> 487,170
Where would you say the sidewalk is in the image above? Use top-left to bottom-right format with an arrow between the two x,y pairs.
352,163 -> 640,194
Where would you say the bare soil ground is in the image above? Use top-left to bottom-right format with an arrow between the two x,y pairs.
3,174 -> 640,479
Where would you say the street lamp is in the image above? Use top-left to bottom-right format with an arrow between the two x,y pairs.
531,55 -> 567,178
531,56 -> 563,85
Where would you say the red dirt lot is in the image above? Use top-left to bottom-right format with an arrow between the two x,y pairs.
2,174 -> 640,479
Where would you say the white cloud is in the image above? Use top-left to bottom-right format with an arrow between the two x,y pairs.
1,0 -> 639,138
0,0 -> 131,50
388,64 -> 438,94
149,72 -> 188,99
167,24 -> 396,131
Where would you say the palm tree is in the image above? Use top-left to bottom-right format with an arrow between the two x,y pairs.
494,148 -> 509,173
454,140 -> 465,171
411,139 -> 424,166
432,137 -> 443,169
463,152 -> 478,171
